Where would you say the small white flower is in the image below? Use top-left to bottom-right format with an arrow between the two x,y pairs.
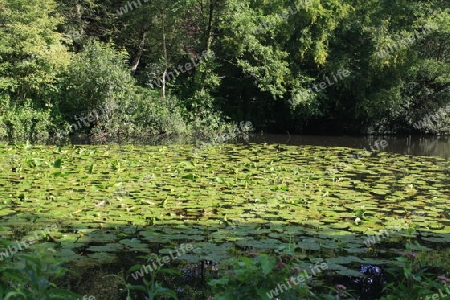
355,217 -> 361,225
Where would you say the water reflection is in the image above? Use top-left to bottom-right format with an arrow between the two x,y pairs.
249,134 -> 450,158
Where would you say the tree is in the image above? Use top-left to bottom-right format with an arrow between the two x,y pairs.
58,41 -> 135,130
332,0 -> 450,133
0,0 -> 70,106
0,0 -> 70,142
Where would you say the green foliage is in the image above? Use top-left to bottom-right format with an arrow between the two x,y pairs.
380,242 -> 444,299
212,0 -> 359,130
56,41 -> 206,143
0,251 -> 81,300
124,276 -> 178,300
0,97 -> 52,142
122,259 -> 179,300
0,0 -> 69,143
354,206 -> 366,220
184,91 -> 237,141
1,0 -> 450,139
90,88 -> 189,143
0,0 -> 70,104
58,40 -> 135,119
209,254 -> 313,300
53,40 -> 142,141
339,1 -> 450,132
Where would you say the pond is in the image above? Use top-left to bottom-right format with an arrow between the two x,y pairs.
250,134 -> 450,158
0,140 -> 448,299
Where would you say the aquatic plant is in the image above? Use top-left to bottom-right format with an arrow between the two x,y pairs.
208,254 -> 317,300
380,242 -> 445,299
0,248 -> 81,300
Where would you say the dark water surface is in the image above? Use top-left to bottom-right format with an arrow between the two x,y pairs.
249,134 -> 450,158
66,133 -> 449,158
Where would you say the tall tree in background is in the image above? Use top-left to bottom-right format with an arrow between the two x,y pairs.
2,0 -> 446,140
214,0 -> 353,128
332,0 -> 450,133
113,0 -> 193,96
0,0 -> 70,106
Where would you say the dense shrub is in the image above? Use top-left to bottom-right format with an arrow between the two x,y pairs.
0,96 -> 52,143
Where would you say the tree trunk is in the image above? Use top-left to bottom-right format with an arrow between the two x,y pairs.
200,0 -> 216,93
162,12 -> 167,98
130,31 -> 147,75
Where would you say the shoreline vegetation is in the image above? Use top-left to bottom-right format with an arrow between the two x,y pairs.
1,1 -> 449,143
